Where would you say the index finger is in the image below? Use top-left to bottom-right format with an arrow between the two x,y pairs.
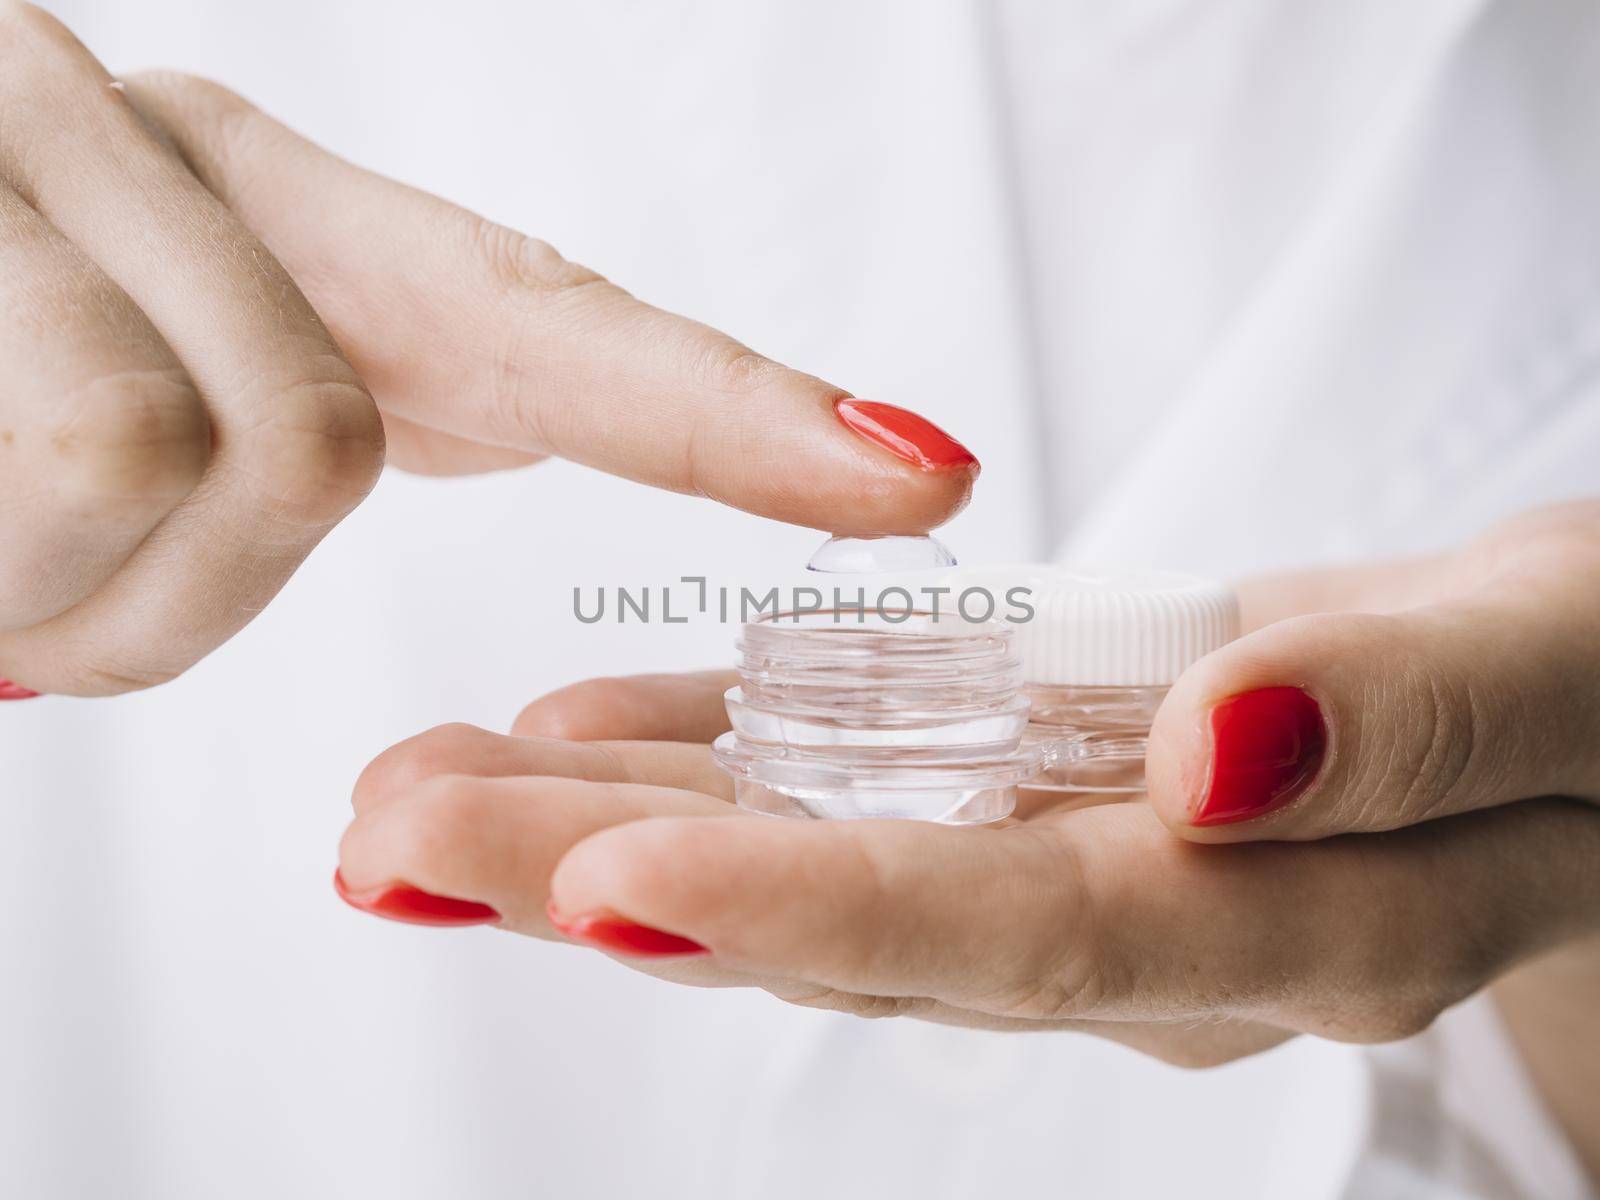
127,73 -> 979,535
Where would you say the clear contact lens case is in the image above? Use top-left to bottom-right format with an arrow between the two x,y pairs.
711,606 -> 1053,824
948,566 -> 1239,794
710,541 -> 1237,822
711,535 -> 1050,823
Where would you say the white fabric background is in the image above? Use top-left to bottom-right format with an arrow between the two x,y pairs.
2,2 -> 1595,1197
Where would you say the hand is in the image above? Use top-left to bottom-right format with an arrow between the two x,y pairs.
0,5 -> 973,696
336,502 -> 1600,1065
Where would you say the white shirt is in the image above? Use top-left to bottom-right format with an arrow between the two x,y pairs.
3,2 -> 1595,1197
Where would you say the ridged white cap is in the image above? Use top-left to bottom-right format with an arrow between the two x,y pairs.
945,565 -> 1239,686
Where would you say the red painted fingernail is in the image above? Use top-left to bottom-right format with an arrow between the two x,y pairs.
546,899 -> 708,957
0,679 -> 40,700
333,868 -> 500,927
834,399 -> 978,472
1194,687 -> 1326,826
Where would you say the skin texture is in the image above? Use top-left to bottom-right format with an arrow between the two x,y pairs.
341,502 -> 1600,1165
0,3 -> 974,696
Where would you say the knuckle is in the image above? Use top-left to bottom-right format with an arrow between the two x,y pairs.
0,4 -> 103,135
469,217 -> 603,298
122,68 -> 226,108
463,219 -> 610,452
52,367 -> 210,511
1377,1000 -> 1445,1042
1145,1037 -> 1248,1071
1399,883 -> 1511,1018
459,216 -> 609,453
696,340 -> 786,396
66,652 -> 184,697
1318,996 -> 1443,1045
0,2 -> 80,54
989,961 -> 1108,1022
237,373 -> 384,525
125,72 -> 262,199
775,985 -> 933,1021
1303,882 -> 1479,1045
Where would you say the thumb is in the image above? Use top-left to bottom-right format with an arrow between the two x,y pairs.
1147,585 -> 1600,841
123,72 -> 977,535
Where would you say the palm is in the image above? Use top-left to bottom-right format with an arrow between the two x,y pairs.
341,505 -> 1600,1067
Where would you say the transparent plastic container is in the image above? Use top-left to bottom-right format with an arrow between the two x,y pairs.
947,565 -> 1240,797
711,608 -> 1054,824
1023,684 -> 1168,793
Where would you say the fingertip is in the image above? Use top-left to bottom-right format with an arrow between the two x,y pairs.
697,384 -> 979,536
352,722 -> 495,812
1145,700 -> 1214,840
509,696 -> 576,740
549,816 -> 692,916
550,814 -> 765,940
1149,619 -> 1342,840
338,773 -> 514,903
332,866 -> 501,928
511,679 -> 634,740
825,455 -> 979,537
1146,645 -> 1230,836
544,899 -> 709,957
832,399 -> 979,473
809,397 -> 980,536
1190,687 -> 1327,830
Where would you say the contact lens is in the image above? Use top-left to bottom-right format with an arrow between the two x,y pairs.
806,534 -> 956,573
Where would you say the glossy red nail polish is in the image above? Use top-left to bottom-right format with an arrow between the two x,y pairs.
1194,687 -> 1326,826
333,868 -> 500,927
546,900 -> 708,957
0,679 -> 40,700
834,399 -> 978,472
